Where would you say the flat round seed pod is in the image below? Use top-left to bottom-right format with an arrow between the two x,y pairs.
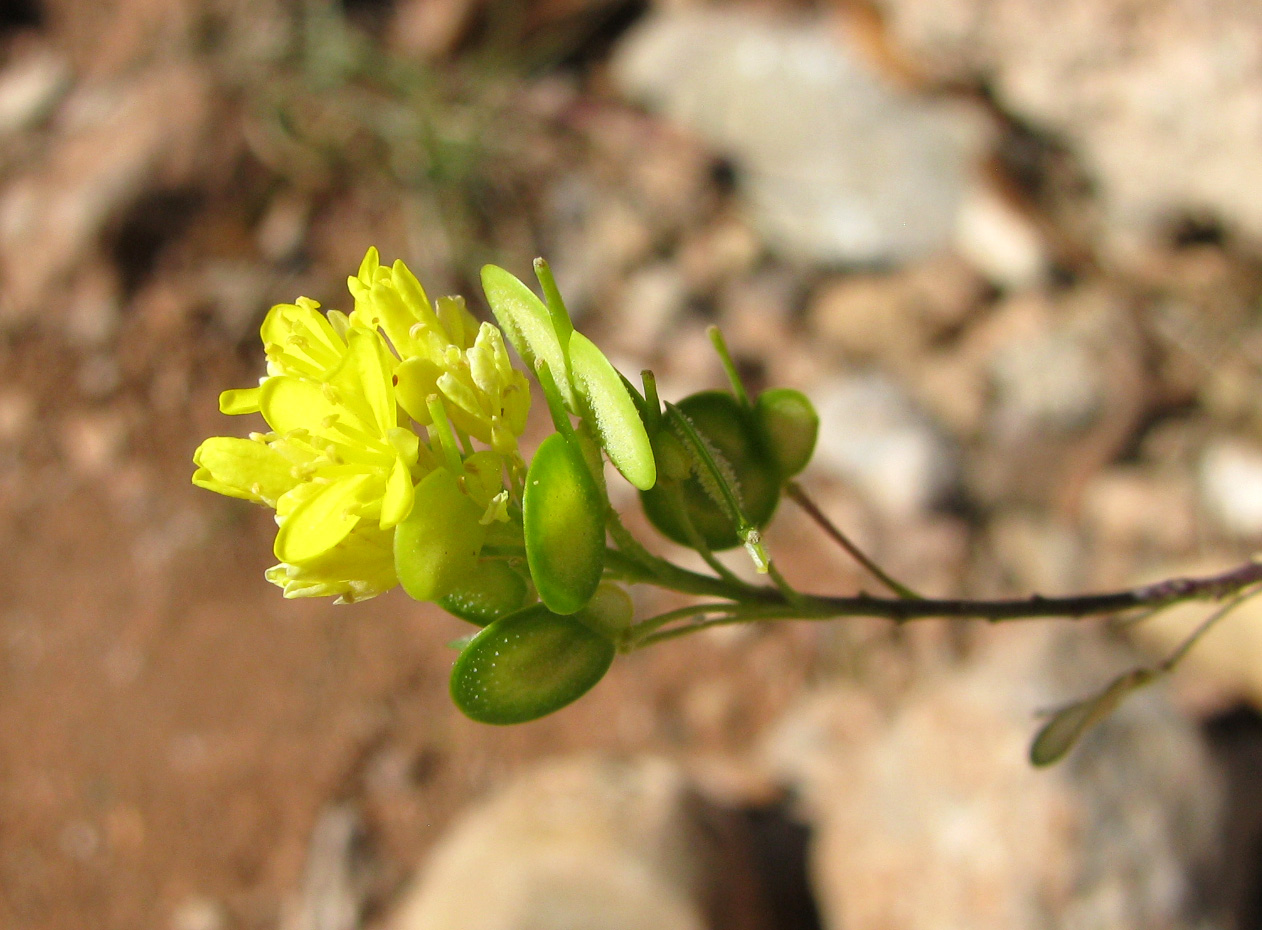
439,559 -> 532,627
640,391 -> 780,550
394,468 -> 487,602
755,387 -> 819,478
523,432 -> 605,615
450,604 -> 615,724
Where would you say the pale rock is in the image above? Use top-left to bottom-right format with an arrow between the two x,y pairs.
953,182 -> 1047,289
874,0 -> 1262,246
283,805 -> 366,930
613,262 -> 688,357
0,47 -> 71,136
387,756 -> 766,930
676,213 -> 762,294
809,258 -> 986,367
59,412 -> 128,477
612,8 -> 989,265
170,896 -> 226,930
1081,467 -> 1198,552
1199,439 -> 1262,538
810,373 -> 958,518
766,626 -> 1225,930
0,390 -> 34,443
809,274 -> 927,363
0,64 -> 211,324
988,326 -> 1103,435
988,513 -> 1086,593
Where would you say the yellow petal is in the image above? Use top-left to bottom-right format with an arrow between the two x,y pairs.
192,436 -> 297,505
219,387 -> 262,415
380,456 -> 415,529
394,356 -> 442,424
260,376 -> 337,435
274,474 -> 370,563
333,328 -> 395,435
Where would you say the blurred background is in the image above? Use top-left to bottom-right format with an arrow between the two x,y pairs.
5,0 -> 1262,928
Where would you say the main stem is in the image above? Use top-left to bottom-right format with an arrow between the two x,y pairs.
617,557 -> 1262,646
803,559 -> 1262,621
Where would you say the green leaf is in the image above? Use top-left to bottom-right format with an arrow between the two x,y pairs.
569,332 -> 657,491
755,388 -> 819,478
523,433 -> 605,614
450,604 -> 615,724
641,391 -> 780,550
480,265 -> 575,408
1029,668 -> 1157,767
439,559 -> 532,626
394,468 -> 487,602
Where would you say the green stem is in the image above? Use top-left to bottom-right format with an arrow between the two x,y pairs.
663,483 -> 753,590
616,558 -> 1262,649
707,325 -> 751,410
533,258 -> 574,349
786,481 -> 921,600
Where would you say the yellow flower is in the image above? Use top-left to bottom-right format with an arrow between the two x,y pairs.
349,248 -> 531,456
193,249 -> 529,603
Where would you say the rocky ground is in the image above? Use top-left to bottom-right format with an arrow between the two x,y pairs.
4,1 -> 1262,929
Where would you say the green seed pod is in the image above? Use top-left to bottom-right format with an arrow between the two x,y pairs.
640,391 -> 779,550
480,264 -> 574,408
755,387 -> 819,478
569,331 -> 657,491
450,604 -> 616,724
575,581 -> 635,639
524,432 -> 606,614
439,559 -> 532,626
394,468 -> 488,602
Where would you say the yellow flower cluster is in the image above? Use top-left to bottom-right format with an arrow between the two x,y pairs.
192,249 -> 530,603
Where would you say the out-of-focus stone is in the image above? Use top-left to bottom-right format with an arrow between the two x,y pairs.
676,212 -> 763,295
170,896 -> 226,930
988,513 -> 1086,593
391,0 -> 477,59
1199,439 -> 1262,539
547,177 -> 656,316
0,47 -> 72,136
1082,467 -> 1198,552
0,64 -> 211,326
282,805 -> 366,930
809,274 -> 926,363
59,412 -> 128,477
874,0 -> 1262,247
766,626 -> 1225,930
811,373 -> 958,518
988,316 -> 1104,436
612,262 -> 688,357
809,257 -> 986,367
612,8 -> 990,265
953,182 -> 1047,289
387,756 -> 768,930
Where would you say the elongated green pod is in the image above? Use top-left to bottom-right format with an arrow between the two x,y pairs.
640,391 -> 779,550
450,604 -> 615,724
1030,668 -> 1156,766
394,468 -> 487,602
569,332 -> 656,491
524,432 -> 605,614
755,388 -> 819,478
480,265 -> 575,408
439,559 -> 532,626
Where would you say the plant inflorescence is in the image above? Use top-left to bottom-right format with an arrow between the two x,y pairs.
194,250 -> 1262,760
